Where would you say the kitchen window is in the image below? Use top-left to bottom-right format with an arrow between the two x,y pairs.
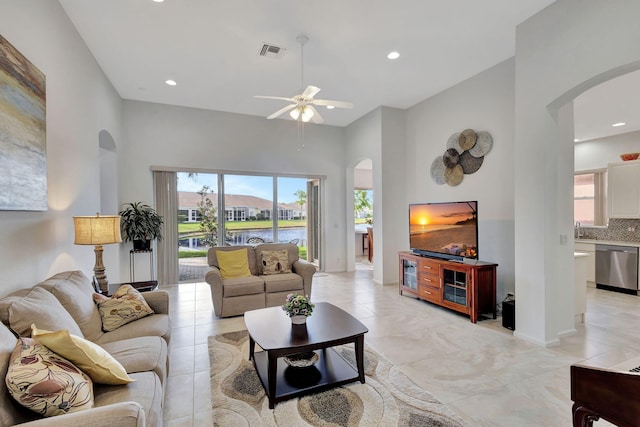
574,171 -> 607,226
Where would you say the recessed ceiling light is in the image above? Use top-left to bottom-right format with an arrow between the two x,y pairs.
165,79 -> 177,86
387,51 -> 400,60
612,122 -> 626,127
574,138 -> 580,142
152,0 -> 164,3
326,105 -> 335,110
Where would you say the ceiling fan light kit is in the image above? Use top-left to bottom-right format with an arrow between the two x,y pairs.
255,34 -> 353,123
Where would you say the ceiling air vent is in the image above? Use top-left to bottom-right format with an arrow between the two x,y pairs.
259,43 -> 286,59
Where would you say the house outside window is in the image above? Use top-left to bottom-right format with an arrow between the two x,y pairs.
574,171 -> 607,226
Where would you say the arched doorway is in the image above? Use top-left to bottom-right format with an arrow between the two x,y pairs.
353,158 -> 373,270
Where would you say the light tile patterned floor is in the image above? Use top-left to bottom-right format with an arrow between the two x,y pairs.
163,268 -> 636,426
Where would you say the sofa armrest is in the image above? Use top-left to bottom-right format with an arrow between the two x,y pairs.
142,290 -> 169,315
292,259 -> 316,298
18,402 -> 145,427
205,267 -> 223,317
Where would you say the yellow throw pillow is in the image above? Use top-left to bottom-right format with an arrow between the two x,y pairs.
92,284 -> 154,332
31,324 -> 134,385
261,250 -> 292,275
217,248 -> 252,279
5,337 -> 94,417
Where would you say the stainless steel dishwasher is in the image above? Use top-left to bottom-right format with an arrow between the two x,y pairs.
595,244 -> 639,294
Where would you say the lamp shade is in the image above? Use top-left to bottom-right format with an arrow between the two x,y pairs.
73,215 -> 122,245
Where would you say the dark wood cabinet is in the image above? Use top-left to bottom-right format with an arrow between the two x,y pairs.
399,251 -> 497,323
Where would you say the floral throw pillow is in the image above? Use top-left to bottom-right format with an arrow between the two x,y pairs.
93,285 -> 154,332
5,338 -> 94,417
261,250 -> 292,275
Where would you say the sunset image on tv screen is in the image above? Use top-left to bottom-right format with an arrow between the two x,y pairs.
409,201 -> 477,258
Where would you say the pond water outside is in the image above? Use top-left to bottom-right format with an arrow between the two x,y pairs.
179,227 -> 307,250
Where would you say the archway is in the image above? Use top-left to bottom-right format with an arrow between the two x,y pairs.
349,158 -> 373,271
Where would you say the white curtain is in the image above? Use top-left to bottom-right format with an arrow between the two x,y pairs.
154,171 -> 178,285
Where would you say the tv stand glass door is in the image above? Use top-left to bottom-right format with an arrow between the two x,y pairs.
442,267 -> 468,307
401,258 -> 418,292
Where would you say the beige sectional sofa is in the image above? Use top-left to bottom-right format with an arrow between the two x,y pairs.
0,270 -> 171,427
205,243 -> 316,317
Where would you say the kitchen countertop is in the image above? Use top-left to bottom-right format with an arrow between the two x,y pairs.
575,239 -> 640,248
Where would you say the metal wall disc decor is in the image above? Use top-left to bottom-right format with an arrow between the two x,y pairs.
469,131 -> 493,157
459,150 -> 483,174
430,156 -> 446,185
442,148 -> 459,168
430,128 -> 493,186
446,132 -> 462,153
458,129 -> 477,150
444,164 -> 464,186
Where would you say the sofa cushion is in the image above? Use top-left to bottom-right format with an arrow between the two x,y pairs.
0,287 -> 83,338
93,285 -> 154,332
37,271 -> 104,342
31,325 -> 133,385
223,275 -> 265,297
5,338 -> 94,417
261,249 -> 292,275
94,371 -> 162,427
263,272 -> 304,294
217,248 -> 252,279
93,313 -> 171,346
101,336 -> 168,385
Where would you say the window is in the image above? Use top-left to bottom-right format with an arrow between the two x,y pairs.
574,171 -> 606,226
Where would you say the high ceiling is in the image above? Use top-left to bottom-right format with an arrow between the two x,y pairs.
59,0 -> 637,140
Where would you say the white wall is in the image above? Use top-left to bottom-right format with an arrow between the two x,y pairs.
379,107 -> 407,285
0,0 -> 123,292
514,0 -> 640,346
345,109 -> 382,276
404,58 -> 516,301
353,167 -> 373,189
119,100 -> 348,274
575,130 -> 640,171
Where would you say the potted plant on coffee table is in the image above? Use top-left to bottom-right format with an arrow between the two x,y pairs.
119,202 -> 164,251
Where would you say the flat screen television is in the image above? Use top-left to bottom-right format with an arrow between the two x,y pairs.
409,201 -> 478,261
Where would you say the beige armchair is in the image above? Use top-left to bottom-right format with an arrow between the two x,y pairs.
205,243 -> 316,317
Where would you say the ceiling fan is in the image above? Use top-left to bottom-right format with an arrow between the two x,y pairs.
255,35 -> 353,124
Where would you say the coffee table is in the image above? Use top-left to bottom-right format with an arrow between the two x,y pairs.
244,302 -> 369,409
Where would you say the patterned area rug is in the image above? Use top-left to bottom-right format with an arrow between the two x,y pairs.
209,331 -> 468,426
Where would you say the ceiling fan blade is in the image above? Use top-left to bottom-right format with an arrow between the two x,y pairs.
307,105 -> 324,124
311,99 -> 354,109
302,85 -> 321,99
267,104 -> 297,119
254,95 -> 296,102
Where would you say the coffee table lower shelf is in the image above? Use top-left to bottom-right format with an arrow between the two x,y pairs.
252,347 -> 360,408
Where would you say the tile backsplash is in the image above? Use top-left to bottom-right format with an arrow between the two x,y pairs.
580,218 -> 640,242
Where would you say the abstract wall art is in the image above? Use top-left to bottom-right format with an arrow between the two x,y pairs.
0,34 -> 47,210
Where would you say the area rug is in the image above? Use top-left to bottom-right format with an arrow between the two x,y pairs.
209,331 -> 468,426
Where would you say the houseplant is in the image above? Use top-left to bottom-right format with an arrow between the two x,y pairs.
119,202 -> 164,250
282,293 -> 314,324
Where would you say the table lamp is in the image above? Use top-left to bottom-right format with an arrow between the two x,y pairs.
73,213 -> 121,294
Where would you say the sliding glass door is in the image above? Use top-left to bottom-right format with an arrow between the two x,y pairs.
175,172 -> 320,283
223,174 -> 274,245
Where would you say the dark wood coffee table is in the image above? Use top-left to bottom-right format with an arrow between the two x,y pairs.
244,302 -> 369,409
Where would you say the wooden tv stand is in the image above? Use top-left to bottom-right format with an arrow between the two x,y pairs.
398,251 -> 497,323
